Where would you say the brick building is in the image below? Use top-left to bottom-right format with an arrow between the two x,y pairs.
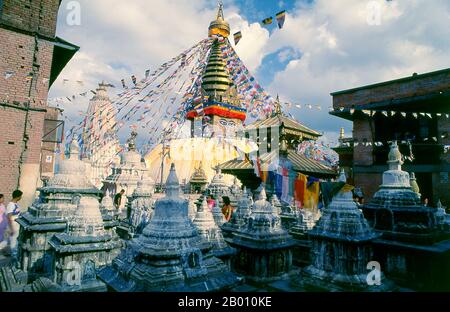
331,68 -> 450,207
40,106 -> 64,182
0,0 -> 78,207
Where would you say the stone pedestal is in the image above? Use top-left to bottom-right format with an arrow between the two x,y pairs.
49,197 -> 121,292
226,187 -> 295,282
300,170 -> 394,291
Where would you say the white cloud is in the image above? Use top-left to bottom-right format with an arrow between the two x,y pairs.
50,0 -> 450,146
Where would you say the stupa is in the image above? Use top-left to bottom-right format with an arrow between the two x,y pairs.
192,197 -> 236,267
363,141 -> 449,244
103,131 -> 150,213
299,170 -> 392,291
189,162 -> 208,193
98,164 -> 240,291
226,186 -> 295,282
144,4 -> 253,185
221,188 -> 252,238
435,200 -> 450,230
99,191 -> 122,259
212,198 -> 226,226
128,175 -> 155,234
362,141 -> 450,291
16,139 -> 101,278
208,168 -> 232,200
49,196 -> 121,292
81,82 -> 121,189
100,190 -> 119,236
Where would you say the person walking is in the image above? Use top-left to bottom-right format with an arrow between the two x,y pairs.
0,194 -> 8,251
6,190 -> 22,256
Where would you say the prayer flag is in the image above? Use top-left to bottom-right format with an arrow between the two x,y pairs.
276,10 -> 286,29
233,31 -> 242,45
262,17 -> 273,25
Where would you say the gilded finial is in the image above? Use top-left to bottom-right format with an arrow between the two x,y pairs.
208,1 -> 230,38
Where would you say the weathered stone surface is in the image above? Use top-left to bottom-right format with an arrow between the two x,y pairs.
363,141 -> 450,244
300,170 -> 394,291
16,140 -> 101,277
226,186 -> 295,282
98,164 -> 240,291
128,175 -> 155,234
49,196 -> 122,292
103,131 -> 151,214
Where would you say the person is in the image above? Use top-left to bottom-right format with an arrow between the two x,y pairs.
6,190 -> 22,255
221,196 -> 234,222
0,194 -> 8,251
423,198 -> 429,207
206,195 -> 215,212
114,189 -> 125,211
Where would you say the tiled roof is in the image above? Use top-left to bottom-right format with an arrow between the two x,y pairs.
219,150 -> 336,177
244,115 -> 321,137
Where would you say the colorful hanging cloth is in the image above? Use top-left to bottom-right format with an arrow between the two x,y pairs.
233,31 -> 242,45
275,11 -> 286,29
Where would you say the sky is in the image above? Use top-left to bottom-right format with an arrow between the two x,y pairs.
51,0 -> 450,148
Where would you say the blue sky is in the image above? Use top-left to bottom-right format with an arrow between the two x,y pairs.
51,0 -> 450,148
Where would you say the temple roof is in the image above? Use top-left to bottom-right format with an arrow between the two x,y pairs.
219,149 -> 336,177
245,114 -> 322,139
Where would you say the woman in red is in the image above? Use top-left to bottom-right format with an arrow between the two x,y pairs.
221,196 -> 234,222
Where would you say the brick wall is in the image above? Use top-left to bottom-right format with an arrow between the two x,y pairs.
332,69 -> 450,109
40,106 -> 62,178
0,0 -> 60,203
0,0 -> 60,38
352,117 -> 374,166
354,173 -> 382,201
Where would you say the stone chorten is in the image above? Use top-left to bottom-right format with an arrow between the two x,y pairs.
100,190 -> 119,236
300,170 -> 391,291
98,164 -> 239,291
16,139 -> 101,277
128,174 -> 155,235
363,141 -> 449,244
207,167 -> 231,200
212,198 -> 226,226
226,186 -> 295,282
189,162 -> 208,193
193,198 -> 236,263
49,196 -> 121,292
103,131 -> 150,213
221,187 -> 252,238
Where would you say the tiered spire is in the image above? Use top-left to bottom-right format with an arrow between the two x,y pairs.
202,40 -> 233,98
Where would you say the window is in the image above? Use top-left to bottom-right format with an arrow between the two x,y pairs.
42,119 -> 64,143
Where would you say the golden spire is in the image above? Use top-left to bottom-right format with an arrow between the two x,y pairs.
274,94 -> 282,116
208,1 -> 230,38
